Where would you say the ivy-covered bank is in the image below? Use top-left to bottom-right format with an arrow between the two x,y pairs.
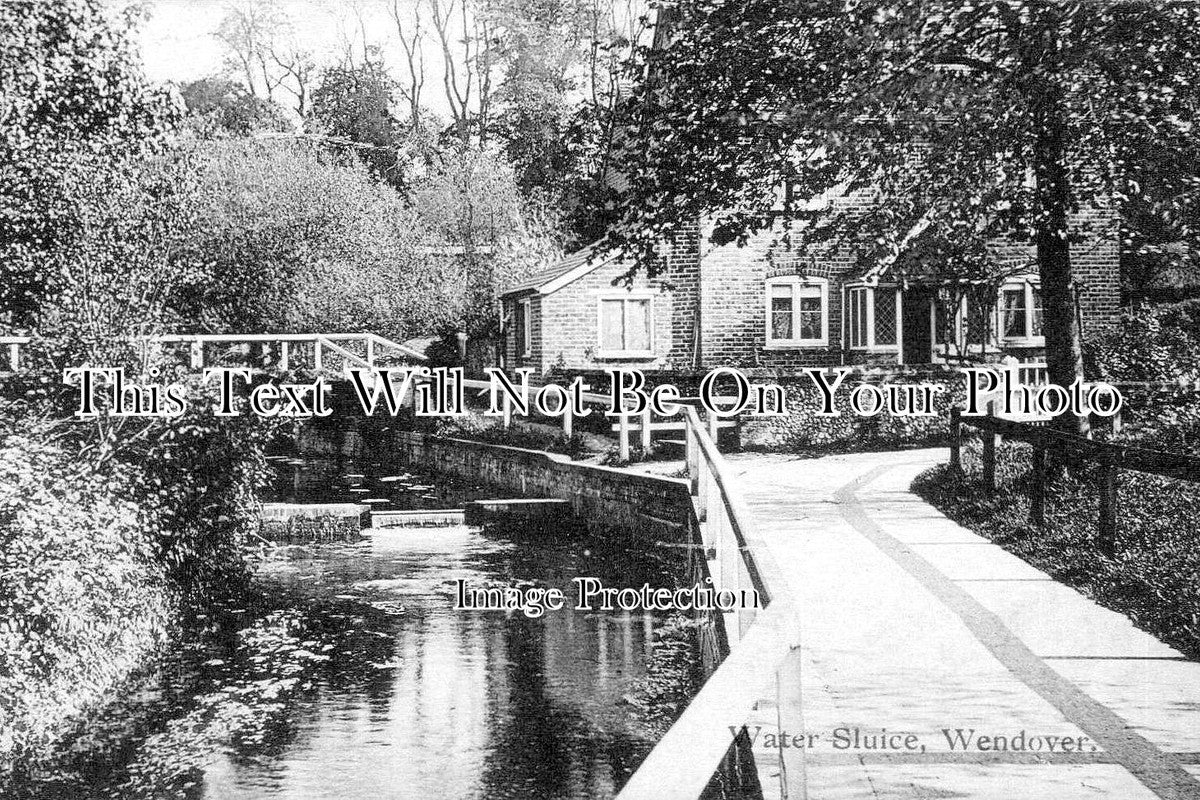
0,384 -> 277,763
735,370 -> 968,454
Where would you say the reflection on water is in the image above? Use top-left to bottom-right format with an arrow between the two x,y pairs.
7,515 -> 698,800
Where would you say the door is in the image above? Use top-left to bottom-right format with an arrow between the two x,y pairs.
901,288 -> 934,364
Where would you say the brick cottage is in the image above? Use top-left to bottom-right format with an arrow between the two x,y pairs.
499,203 -> 1120,378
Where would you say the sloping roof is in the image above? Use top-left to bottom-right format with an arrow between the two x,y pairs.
502,241 -> 619,296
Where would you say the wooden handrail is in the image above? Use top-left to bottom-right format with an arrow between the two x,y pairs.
616,407 -> 803,800
957,409 -> 1200,483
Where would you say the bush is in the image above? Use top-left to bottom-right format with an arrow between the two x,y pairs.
740,372 -> 965,454
0,436 -> 172,758
1087,300 -> 1200,384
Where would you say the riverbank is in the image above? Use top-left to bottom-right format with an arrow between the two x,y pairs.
0,392 -> 276,768
0,507 -> 703,799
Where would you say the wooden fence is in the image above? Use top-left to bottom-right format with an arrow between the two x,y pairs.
616,406 -> 804,800
950,407 -> 1200,553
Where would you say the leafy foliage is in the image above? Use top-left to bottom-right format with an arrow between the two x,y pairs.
606,0 -> 1200,433
171,138 -> 454,339
410,146 -> 564,335
0,0 -> 178,329
0,435 -> 172,758
1088,299 -> 1200,384
309,58 -> 410,187
179,76 -> 293,138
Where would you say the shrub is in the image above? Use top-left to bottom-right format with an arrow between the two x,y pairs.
1087,300 -> 1200,384
0,436 -> 172,758
740,372 -> 966,454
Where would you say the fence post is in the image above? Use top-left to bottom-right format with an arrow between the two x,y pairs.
618,414 -> 630,461
1031,446 -> 1046,525
949,407 -> 962,471
279,341 -> 290,372
366,337 -> 375,367
1098,459 -> 1118,555
982,430 -> 998,490
563,405 -> 573,439
707,409 -> 719,447
640,407 -> 653,455
503,392 -> 512,429
190,341 -> 203,370
314,340 -> 323,373
8,343 -> 19,372
685,424 -> 699,495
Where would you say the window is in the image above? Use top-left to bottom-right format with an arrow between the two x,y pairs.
845,284 -> 900,350
515,298 -> 531,358
999,279 -> 1044,342
765,277 -> 828,346
598,294 -> 652,355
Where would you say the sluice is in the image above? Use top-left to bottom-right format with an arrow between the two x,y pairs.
370,509 -> 467,528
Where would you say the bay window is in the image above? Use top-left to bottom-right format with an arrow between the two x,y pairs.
845,284 -> 900,350
766,277 -> 828,346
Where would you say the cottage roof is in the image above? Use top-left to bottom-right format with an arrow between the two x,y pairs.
501,241 -> 619,296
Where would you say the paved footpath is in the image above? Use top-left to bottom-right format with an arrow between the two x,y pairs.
638,449 -> 1200,799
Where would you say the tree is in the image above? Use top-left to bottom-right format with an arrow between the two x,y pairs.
410,146 -> 561,335
309,57 -> 409,186
0,0 -> 177,330
610,0 -> 1200,438
179,76 -> 292,136
174,138 -> 453,340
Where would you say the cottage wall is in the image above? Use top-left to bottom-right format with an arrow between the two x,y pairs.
502,293 -> 544,372
502,203 -> 1119,376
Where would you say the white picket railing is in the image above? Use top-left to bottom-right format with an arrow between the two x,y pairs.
0,336 -> 31,373
1,333 -> 426,378
617,406 -> 805,800
146,332 -> 426,375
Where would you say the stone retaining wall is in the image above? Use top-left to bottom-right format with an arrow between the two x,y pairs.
389,430 -> 692,539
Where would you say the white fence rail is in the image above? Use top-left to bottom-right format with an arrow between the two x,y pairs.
616,406 -> 805,800
0,333 -> 425,377
0,336 -> 31,373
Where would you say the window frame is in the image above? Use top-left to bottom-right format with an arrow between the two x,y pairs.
997,277 -> 1045,345
843,283 -> 901,352
518,297 -> 532,359
595,291 -> 655,358
764,276 -> 829,348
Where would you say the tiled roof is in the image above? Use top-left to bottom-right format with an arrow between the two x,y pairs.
501,241 -> 616,295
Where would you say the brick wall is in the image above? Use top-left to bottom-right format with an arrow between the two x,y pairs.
663,223 -> 702,368
694,202 -> 1121,372
502,203 -> 1119,376
699,222 -> 858,371
1070,207 -> 1122,336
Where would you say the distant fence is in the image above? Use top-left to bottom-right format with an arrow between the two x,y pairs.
950,408 -> 1200,553
0,333 -> 426,379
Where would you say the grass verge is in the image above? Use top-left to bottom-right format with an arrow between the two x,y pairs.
912,439 -> 1200,659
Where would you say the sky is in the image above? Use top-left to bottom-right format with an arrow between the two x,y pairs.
126,0 -> 650,122
130,0 -> 462,117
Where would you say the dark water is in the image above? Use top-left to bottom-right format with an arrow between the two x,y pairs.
7,511 -> 700,800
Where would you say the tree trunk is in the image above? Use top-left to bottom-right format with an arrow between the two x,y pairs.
1030,19 -> 1088,441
